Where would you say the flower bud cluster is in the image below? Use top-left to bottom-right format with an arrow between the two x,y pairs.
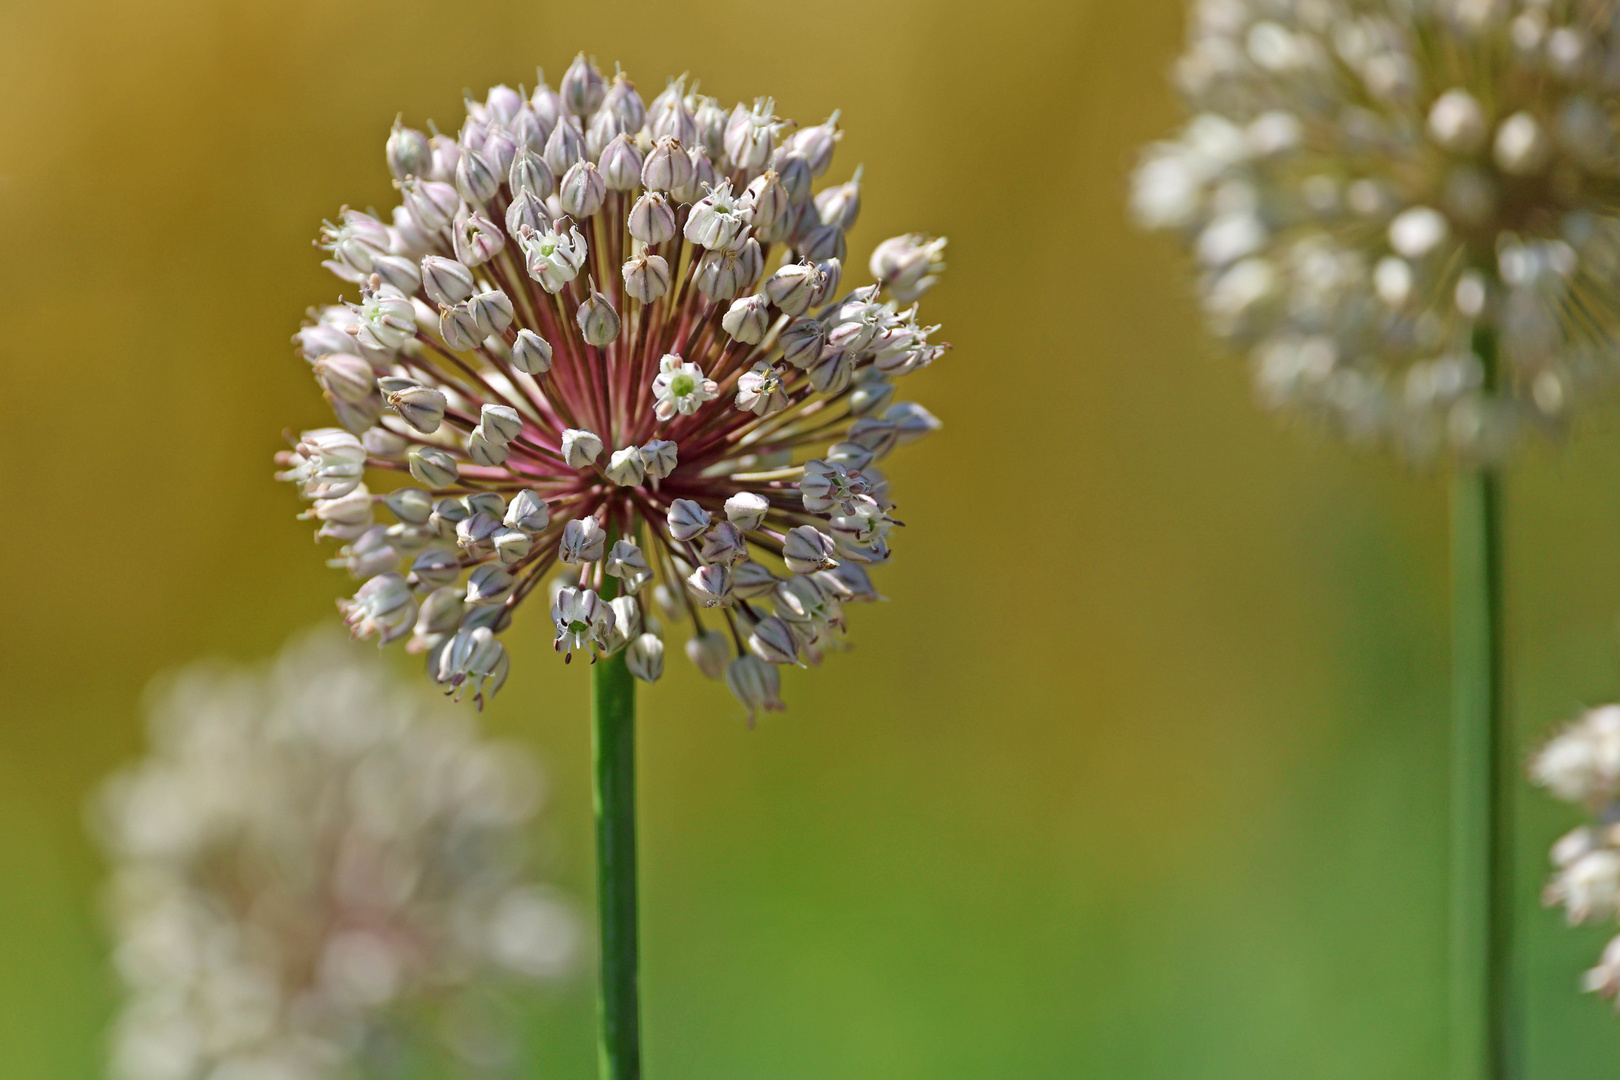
94,632 -> 578,1080
279,56 -> 951,718
1133,0 -> 1620,460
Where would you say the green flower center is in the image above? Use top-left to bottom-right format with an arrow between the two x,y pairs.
671,373 -> 696,397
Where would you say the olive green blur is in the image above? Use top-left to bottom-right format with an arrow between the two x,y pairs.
7,0 -> 1620,1076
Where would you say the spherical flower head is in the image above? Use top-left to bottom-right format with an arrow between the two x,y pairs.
1133,0 -> 1620,460
278,57 -> 952,718
93,632 -> 579,1080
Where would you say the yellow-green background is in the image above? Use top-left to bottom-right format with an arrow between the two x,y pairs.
6,0 -> 1620,1075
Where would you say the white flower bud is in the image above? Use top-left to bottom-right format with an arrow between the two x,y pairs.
387,119 -> 432,180
544,117 -> 586,175
627,191 -> 677,245
559,516 -> 607,564
339,572 -> 418,644
504,489 -> 551,532
799,458 -> 867,514
381,379 -> 447,434
363,426 -> 409,459
741,170 -> 790,233
576,285 -> 621,346
686,629 -> 729,679
407,446 -> 460,488
726,656 -> 784,720
798,222 -> 846,262
602,595 -> 643,655
641,137 -> 694,194
306,485 -> 375,527
509,144 -> 556,199
731,560 -> 779,599
605,446 -> 647,486
826,440 -> 875,472
599,134 -> 644,192
505,187 -> 549,236
748,616 -> 800,665
414,586 -> 465,634
806,348 -> 855,395
398,177 -> 460,232
463,492 -> 505,520
465,564 -> 516,606
783,526 -> 839,574
421,256 -> 476,306
408,547 -> 461,590
626,633 -> 665,682
765,261 -> 821,316
639,440 -> 678,480
430,497 -> 470,537
561,428 -> 603,467
312,353 -> 377,404
467,289 -> 515,338
440,303 -> 482,350
355,283 -> 416,351
605,540 -> 651,593
667,498 -> 711,541
622,252 -> 671,304
785,111 -> 840,177
693,245 -> 748,300
735,362 -> 788,416
814,561 -> 882,603
467,426 -> 510,467
492,525 -> 532,565
456,511 -> 501,556
560,54 -> 606,117
848,416 -> 899,459
559,161 -> 606,219
815,168 -> 862,230
778,317 -> 826,368
687,563 -> 733,607
480,404 -> 523,443
426,133 -> 459,184
452,209 -> 506,268
870,234 -> 947,303
384,487 -> 434,525
330,526 -> 398,577
700,522 -> 747,566
724,492 -> 770,531
510,328 -> 554,374
722,294 -> 771,344
849,370 -> 895,417
672,145 -> 716,204
456,147 -> 500,205
885,401 -> 941,444
684,181 -> 750,249
370,253 -> 421,294
810,258 -> 842,306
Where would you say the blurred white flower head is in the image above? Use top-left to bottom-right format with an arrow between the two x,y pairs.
93,630 -> 579,1080
1134,0 -> 1620,460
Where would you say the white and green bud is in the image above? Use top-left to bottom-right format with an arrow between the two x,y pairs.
480,403 -> 523,443
764,261 -> 821,316
543,117 -> 586,175
747,615 -> 800,665
561,427 -> 603,468
312,353 -> 376,404
778,316 -> 826,368
575,285 -> 621,346
414,586 -> 466,635
465,564 -> 516,606
885,401 -> 942,444
721,294 -> 771,344
467,426 -> 510,467
407,445 -> 460,488
724,492 -> 771,531
429,496 -> 470,537
559,160 -> 606,219
686,563 -> 733,607
627,191 -> 677,245
509,144 -> 556,200
387,118 -> 432,180
606,540 -> 652,593
409,547 -> 463,589
560,53 -> 606,117
559,516 -> 607,563
700,521 -> 747,566
599,134 -> 644,192
398,177 -> 460,232
439,302 -> 482,350
672,145 -> 716,204
370,253 -> 422,294
666,498 -> 710,541
741,170 -> 790,240
381,378 -> 447,434
641,137 -> 694,194
467,289 -> 514,338
726,655 -> 784,721
510,328 -> 554,374
452,209 -> 506,267
504,489 -> 551,532
384,487 -> 434,525
626,633 -> 665,682
639,439 -> 678,481
605,446 -> 647,487
339,572 -> 418,644
421,255 -> 476,306
492,525 -> 533,565
686,629 -> 729,679
455,511 -> 501,556
455,147 -> 500,205
622,252 -> 671,304
731,559 -> 779,598
785,111 -> 840,176
783,525 -> 839,574
869,233 -> 947,303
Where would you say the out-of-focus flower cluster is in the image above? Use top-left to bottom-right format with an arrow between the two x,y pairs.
1134,0 -> 1620,459
1532,704 -> 1620,1004
277,54 -> 950,716
94,632 -> 579,1080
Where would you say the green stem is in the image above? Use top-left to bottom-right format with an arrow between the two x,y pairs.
593,563 -> 640,1080
1449,331 -> 1512,1080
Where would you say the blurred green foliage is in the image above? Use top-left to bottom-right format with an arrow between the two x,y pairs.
6,0 -> 1620,1075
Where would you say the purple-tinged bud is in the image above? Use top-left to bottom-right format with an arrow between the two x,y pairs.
811,258 -> 842,306
387,118 -> 432,180
559,161 -> 606,219
723,98 -> 780,174
466,564 -> 516,606
380,378 -> 447,434
641,138 -> 693,194
455,148 -> 500,205
407,446 -> 460,488
726,655 -> 784,720
783,525 -> 839,574
531,75 -> 563,129
627,633 -> 664,682
561,428 -> 603,468
510,328 -> 553,375
484,84 -> 525,126
575,284 -> 621,345
870,234 -> 947,302
439,302 -> 482,351
421,255 -> 476,306
748,616 -> 800,665
722,294 -> 771,344
667,498 -> 711,541
370,253 -> 421,294
742,170 -> 791,241
687,563 -> 733,607
599,134 -> 644,192
505,188 -> 549,237
544,119 -> 586,175
785,111 -> 840,177
815,167 -> 862,230
452,208 -> 506,267
398,177 -> 460,233
427,133 -> 460,183
603,71 -> 645,129
605,446 -> 646,487
627,191 -> 676,245
686,628 -> 729,679
693,245 -> 747,300
560,54 -> 606,118
736,237 -> 764,288
770,149 -> 814,201
764,261 -> 821,316
312,353 -> 376,404
778,317 -> 826,368
509,105 -> 549,152
409,548 -> 462,589
649,80 -> 699,144
622,252 -> 671,304
798,222 -> 846,262
731,559 -> 779,598
684,180 -> 749,249
673,146 -> 717,205
467,289 -> 514,338
560,516 -> 607,563
700,521 -> 748,566
640,439 -> 678,480
384,487 -> 434,525
481,127 -> 518,178
509,145 -> 556,199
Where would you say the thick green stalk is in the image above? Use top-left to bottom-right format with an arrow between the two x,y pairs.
593,564 -> 640,1080
1449,330 -> 1512,1080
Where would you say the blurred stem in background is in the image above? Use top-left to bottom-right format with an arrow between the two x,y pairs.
1450,328 -> 1511,1080
593,539 -> 641,1080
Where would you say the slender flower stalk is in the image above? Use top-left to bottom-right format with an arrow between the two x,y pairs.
276,53 -> 952,1078
1132,1 -> 1620,1072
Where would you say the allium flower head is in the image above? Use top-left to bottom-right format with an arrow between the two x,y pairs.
94,631 -> 579,1080
278,56 -> 951,715
1135,0 -> 1620,458
1532,703 -> 1620,1007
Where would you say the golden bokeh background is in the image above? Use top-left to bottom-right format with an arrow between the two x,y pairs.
7,0 -> 1620,1075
